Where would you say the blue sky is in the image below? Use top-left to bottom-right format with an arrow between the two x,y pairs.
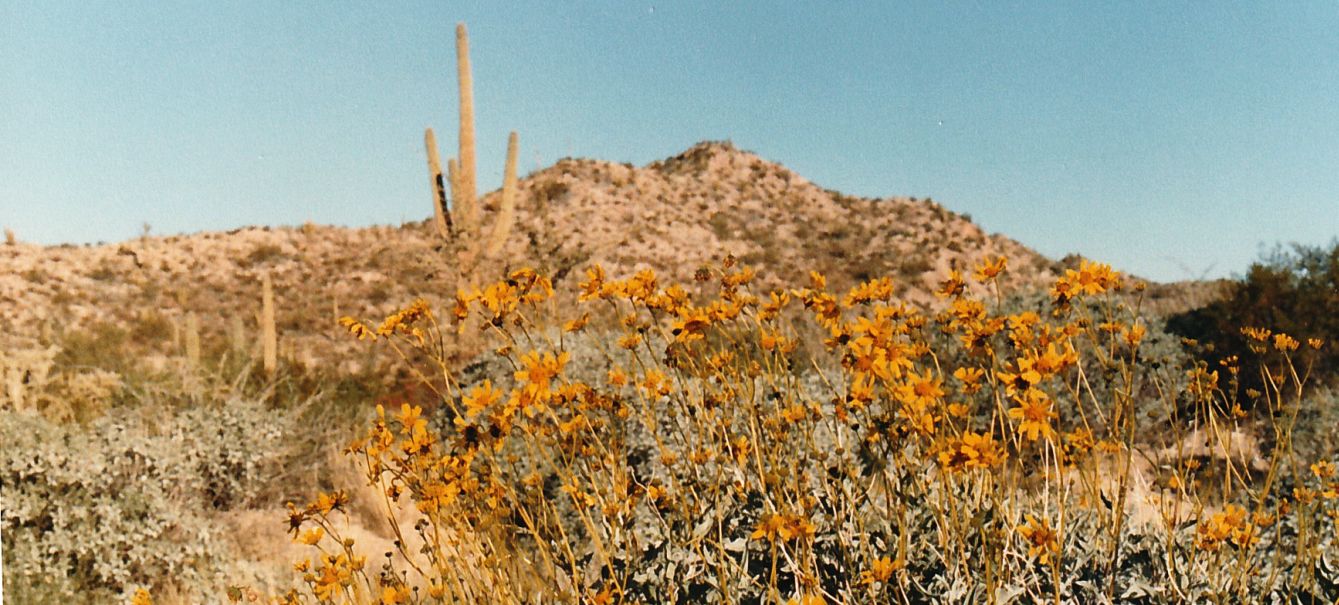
3,2 -> 1336,282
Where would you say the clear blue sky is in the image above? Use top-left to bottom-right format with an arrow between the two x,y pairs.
3,2 -> 1337,282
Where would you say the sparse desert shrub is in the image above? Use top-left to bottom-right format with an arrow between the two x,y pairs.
533,179 -> 570,207
1,400 -> 292,603
247,243 -> 287,266
261,257 -> 1336,604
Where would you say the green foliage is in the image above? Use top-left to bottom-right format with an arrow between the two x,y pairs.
1168,240 -> 1339,393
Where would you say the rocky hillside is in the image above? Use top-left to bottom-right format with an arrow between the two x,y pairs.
2,142 -> 1071,372
497,141 -> 1057,300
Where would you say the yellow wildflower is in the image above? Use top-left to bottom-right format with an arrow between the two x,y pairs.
938,431 -> 1006,472
858,556 -> 905,585
953,366 -> 985,394
296,527 -> 324,546
1017,514 -> 1060,565
936,270 -> 967,299
562,313 -> 589,333
1273,333 -> 1300,352
617,332 -> 643,350
131,588 -> 153,605
1008,388 -> 1056,442
973,255 -> 1007,282
463,380 -> 502,418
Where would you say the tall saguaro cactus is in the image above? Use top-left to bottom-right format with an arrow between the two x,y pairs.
455,23 -> 478,219
423,22 -> 520,277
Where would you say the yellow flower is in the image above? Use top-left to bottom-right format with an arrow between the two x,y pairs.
1030,342 -> 1076,376
858,556 -> 905,585
1196,504 -> 1256,551
380,583 -> 409,602
760,329 -> 781,351
972,255 -> 1007,282
1273,333 -> 1300,352
1017,514 -> 1060,565
937,431 -> 1006,472
1312,460 -> 1336,480
640,370 -> 672,398
936,270 -> 967,299
1072,259 -> 1119,296
578,264 -> 607,301
1008,388 -> 1056,442
296,527 -> 324,545
308,491 -> 349,516
1124,323 -> 1147,348
1185,367 -> 1219,400
1049,275 -> 1078,308
996,359 -> 1041,396
751,513 -> 815,543
514,350 -> 569,403
606,366 -> 628,388
787,594 -> 825,605
1064,428 -> 1094,458
952,366 -> 985,394
338,316 -> 376,341
453,288 -> 476,322
897,368 -> 945,408
476,283 -> 516,320
617,332 -> 643,350
779,403 -> 808,424
463,380 -> 502,418
130,588 -> 153,605
587,586 -> 617,605
1241,326 -> 1271,342
397,403 -> 425,436
843,276 -> 895,307
562,313 -> 589,333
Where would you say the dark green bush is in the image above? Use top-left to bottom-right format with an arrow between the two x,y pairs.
1167,240 -> 1339,394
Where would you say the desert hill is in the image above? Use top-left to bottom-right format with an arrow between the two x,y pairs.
2,141 -> 1080,373
492,141 -> 1058,299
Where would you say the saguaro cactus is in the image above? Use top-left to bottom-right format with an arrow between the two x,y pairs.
423,22 -> 520,276
425,128 -> 451,237
455,23 -> 478,220
230,315 -> 247,357
486,131 -> 519,258
184,312 -> 201,366
261,273 -> 277,376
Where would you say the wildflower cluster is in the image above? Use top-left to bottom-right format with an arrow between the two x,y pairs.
266,254 -> 1337,603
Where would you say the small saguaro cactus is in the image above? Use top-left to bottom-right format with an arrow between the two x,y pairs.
423,22 -> 520,280
261,273 -> 277,376
184,312 -> 201,366
230,315 -> 248,357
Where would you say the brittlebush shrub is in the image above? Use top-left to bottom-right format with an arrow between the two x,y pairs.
265,258 -> 1337,604
1,400 -> 290,604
